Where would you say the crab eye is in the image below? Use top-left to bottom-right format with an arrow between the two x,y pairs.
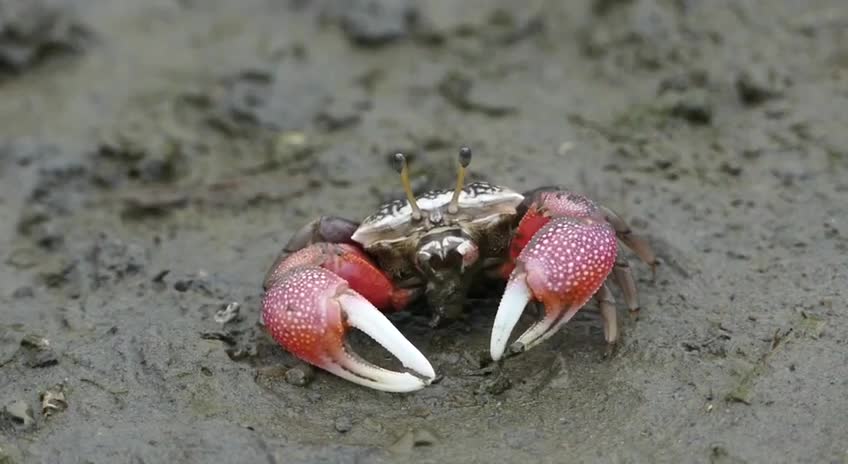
448,146 -> 473,214
392,152 -> 423,221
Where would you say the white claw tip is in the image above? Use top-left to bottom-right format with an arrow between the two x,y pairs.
490,277 -> 532,361
336,292 -> 436,392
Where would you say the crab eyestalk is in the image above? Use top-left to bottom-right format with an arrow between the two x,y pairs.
448,146 -> 472,214
392,152 -> 423,221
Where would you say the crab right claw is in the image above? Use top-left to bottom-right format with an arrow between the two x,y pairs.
262,266 -> 436,392
490,217 -> 618,361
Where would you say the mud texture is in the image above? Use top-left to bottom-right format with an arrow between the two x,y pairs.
2,1 -> 847,463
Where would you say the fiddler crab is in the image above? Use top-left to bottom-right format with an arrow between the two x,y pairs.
261,147 -> 656,392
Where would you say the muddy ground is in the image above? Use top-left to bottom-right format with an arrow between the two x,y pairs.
0,0 -> 846,462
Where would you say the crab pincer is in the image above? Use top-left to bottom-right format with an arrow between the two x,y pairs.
490,192 -> 619,361
262,245 -> 435,392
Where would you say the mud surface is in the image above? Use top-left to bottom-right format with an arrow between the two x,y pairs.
1,1 -> 847,463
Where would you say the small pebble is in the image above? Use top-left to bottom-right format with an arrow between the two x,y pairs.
254,366 -> 287,385
3,400 -> 34,429
736,68 -> 785,106
338,0 -> 416,47
334,416 -> 353,433
214,302 -> 241,324
20,335 -> 58,368
24,349 -> 58,368
361,417 -> 383,432
409,407 -> 431,418
20,334 -> 49,350
666,90 -> 713,125
481,374 -> 512,395
285,365 -> 314,387
11,286 -> 34,299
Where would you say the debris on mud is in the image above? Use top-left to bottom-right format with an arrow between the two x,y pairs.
19,333 -> 57,368
664,89 -> 713,125
437,71 -> 516,117
389,427 -> 440,454
19,158 -> 87,249
314,97 -> 366,132
2,399 -> 34,430
0,0 -> 92,73
504,428 -> 543,450
39,384 -> 67,418
330,0 -> 417,47
657,69 -> 710,95
0,334 -> 59,369
578,0 -> 689,70
214,302 -> 241,325
95,105 -> 191,188
199,330 -> 237,346
725,328 -> 793,405
735,67 -> 788,106
254,365 -> 288,388
201,67 -> 346,134
84,234 -> 149,287
285,364 -> 315,387
478,372 -> 512,396
120,190 -> 190,219
10,286 -> 33,299
19,334 -> 48,351
333,416 -> 353,433
710,444 -> 748,464
408,1 -> 544,46
5,248 -> 39,270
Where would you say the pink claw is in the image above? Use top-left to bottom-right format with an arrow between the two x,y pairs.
490,216 -> 618,360
262,266 -> 435,392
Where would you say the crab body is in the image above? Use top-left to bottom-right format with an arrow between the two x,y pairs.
261,149 -> 656,392
350,182 -> 523,324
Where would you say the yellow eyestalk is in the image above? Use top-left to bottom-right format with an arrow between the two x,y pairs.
448,147 -> 472,214
392,152 -> 422,221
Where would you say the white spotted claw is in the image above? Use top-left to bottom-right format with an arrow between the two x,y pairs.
262,266 -> 435,393
489,217 -> 618,361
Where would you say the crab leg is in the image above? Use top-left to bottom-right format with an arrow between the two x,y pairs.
284,215 -> 360,253
612,256 -> 641,314
262,244 -> 432,392
264,216 -> 361,291
600,205 -> 657,276
595,283 -> 618,344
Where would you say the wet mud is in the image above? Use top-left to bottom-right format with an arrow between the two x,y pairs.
1,0 -> 847,463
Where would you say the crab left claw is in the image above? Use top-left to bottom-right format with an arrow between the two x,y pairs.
490,216 -> 618,361
263,243 -> 432,392
263,266 -> 435,392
